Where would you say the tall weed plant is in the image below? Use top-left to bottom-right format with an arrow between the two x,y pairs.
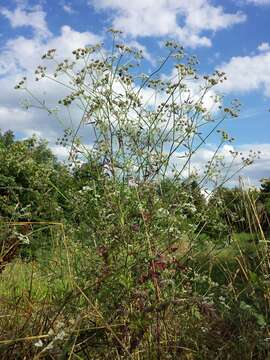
0,31 -> 267,359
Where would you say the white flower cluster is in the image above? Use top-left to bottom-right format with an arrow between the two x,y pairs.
34,322 -> 68,353
78,185 -> 92,194
182,202 -> 197,214
17,233 -> 30,245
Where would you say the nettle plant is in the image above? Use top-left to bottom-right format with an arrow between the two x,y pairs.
15,29 -> 258,188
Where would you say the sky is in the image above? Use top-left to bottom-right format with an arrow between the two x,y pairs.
0,0 -> 270,186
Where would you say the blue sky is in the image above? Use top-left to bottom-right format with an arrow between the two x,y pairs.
0,0 -> 269,185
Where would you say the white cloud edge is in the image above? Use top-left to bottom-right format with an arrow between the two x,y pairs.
89,0 -> 246,48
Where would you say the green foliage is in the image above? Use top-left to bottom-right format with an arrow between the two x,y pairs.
1,148 -> 269,358
259,178 -> 270,228
0,131 -> 68,221
0,129 -> 15,148
207,185 -> 264,237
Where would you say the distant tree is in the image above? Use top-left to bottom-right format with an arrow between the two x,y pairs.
0,133 -> 69,221
0,130 -> 15,148
73,160 -> 106,185
259,178 -> 270,228
260,178 -> 270,201
208,185 -> 263,234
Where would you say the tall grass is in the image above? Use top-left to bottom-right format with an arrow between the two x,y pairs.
0,181 -> 269,359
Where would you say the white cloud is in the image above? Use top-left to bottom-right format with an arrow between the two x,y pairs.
62,3 -> 76,14
0,2 -> 102,142
89,0 -> 246,48
126,40 -> 155,64
230,143 -> 270,186
50,145 -> 70,159
162,67 -> 221,112
0,105 -> 33,127
0,25 -> 101,77
0,104 -> 63,140
184,2 -> 245,31
48,25 -> 101,57
170,142 -> 267,186
0,19 -> 101,72
258,42 -> 270,52
217,48 -> 270,96
0,4 -> 51,38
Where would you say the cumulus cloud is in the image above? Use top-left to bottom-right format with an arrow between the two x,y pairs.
62,3 -> 76,14
0,105 -> 34,129
258,42 -> 270,52
0,25 -> 101,77
0,103 -> 63,138
169,142 -> 268,187
227,143 -> 270,186
126,40 -> 155,65
89,0 -> 246,48
0,4 -> 51,38
50,144 -> 70,159
217,47 -> 270,96
0,4 -> 101,142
